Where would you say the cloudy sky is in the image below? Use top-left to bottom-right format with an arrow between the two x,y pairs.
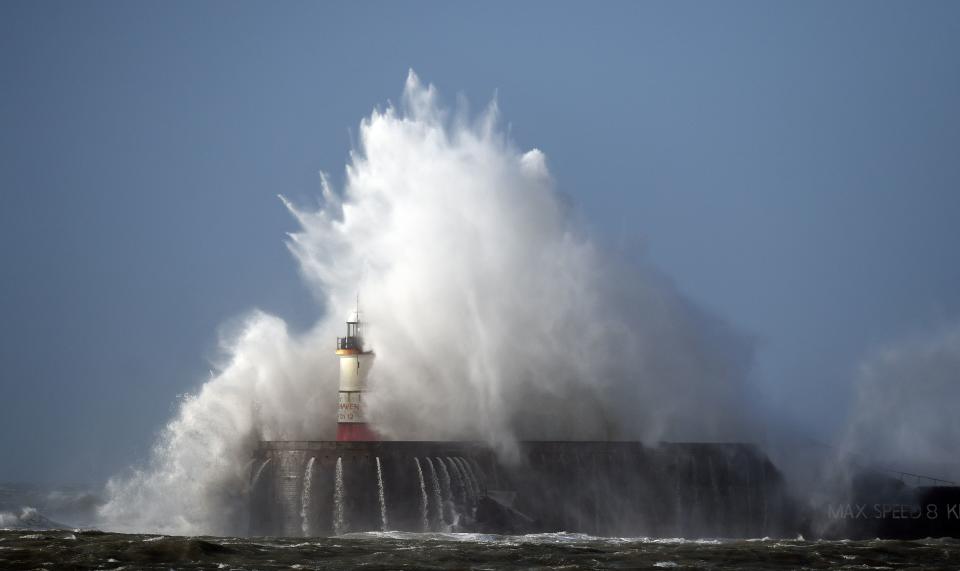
1,1 -> 958,483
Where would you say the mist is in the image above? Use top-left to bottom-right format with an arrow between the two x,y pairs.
838,324 -> 960,482
96,72 -> 757,535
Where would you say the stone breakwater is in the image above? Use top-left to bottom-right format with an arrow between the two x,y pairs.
249,441 -> 795,538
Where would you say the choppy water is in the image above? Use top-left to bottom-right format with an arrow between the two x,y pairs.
1,530 -> 958,570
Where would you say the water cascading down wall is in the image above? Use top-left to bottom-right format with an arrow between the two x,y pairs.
249,441 -> 796,537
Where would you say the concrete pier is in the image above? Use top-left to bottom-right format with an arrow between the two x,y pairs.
249,441 -> 796,537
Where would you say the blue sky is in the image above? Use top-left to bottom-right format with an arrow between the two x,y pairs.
1,1 -> 958,483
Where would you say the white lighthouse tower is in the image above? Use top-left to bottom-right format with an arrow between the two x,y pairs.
335,306 -> 377,441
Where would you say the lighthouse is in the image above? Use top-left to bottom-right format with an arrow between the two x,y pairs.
335,308 -> 377,441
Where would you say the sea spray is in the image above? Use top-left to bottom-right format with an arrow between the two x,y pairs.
425,457 -> 444,528
98,71 -> 754,535
435,457 -> 454,524
464,457 -> 480,503
98,314 -> 334,535
839,324 -> 960,482
708,457 -> 722,530
445,457 -> 467,506
333,457 -> 346,535
250,458 -> 271,492
240,458 -> 256,487
674,458 -> 685,537
457,457 -> 479,502
375,457 -> 388,531
414,457 -> 429,531
292,71 -> 753,450
300,456 -> 315,536
592,455 -> 601,536
452,457 -> 471,503
468,457 -> 487,495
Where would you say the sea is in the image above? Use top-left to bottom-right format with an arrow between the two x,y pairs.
2,530 -> 960,570
3,484 -> 960,570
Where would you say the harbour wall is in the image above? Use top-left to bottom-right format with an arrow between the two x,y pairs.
248,441 -> 797,537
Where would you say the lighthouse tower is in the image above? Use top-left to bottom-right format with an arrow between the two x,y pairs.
335,308 -> 377,441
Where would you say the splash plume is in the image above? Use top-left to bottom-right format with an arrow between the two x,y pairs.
839,323 -> 960,481
98,71 -> 754,535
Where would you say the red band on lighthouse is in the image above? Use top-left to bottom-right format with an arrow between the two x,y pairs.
336,422 -> 379,441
